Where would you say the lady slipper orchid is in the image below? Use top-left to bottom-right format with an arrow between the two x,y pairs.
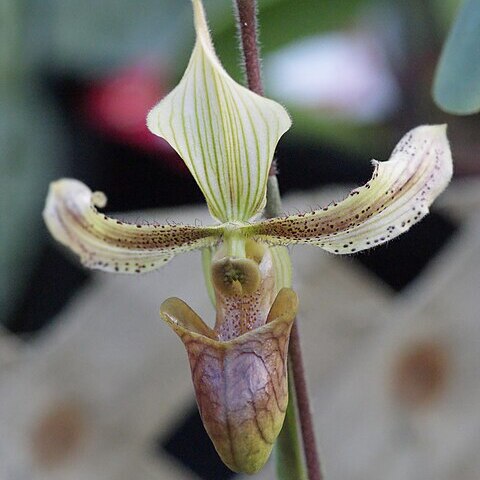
43,0 -> 453,474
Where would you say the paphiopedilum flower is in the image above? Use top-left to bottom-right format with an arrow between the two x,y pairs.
43,0 -> 453,474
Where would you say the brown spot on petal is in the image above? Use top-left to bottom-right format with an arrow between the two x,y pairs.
391,341 -> 449,408
30,400 -> 88,469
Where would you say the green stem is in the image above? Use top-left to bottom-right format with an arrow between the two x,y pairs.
289,320 -> 323,480
223,230 -> 246,258
275,365 -> 308,480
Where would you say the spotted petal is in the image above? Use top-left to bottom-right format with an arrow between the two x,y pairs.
147,0 -> 291,222
244,125 -> 453,254
43,179 -> 221,273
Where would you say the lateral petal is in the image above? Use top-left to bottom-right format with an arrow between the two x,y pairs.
245,125 -> 453,254
147,0 -> 291,222
43,179 -> 221,273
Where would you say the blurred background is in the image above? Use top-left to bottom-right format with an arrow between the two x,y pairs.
1,0 -> 480,479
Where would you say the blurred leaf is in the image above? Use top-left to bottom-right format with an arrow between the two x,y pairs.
432,0 -> 464,31
287,107 -> 393,156
211,0 -> 388,158
0,0 -> 63,323
433,0 -> 480,114
213,0 -> 366,83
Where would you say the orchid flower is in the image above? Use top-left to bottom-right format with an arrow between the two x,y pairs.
43,0 -> 453,474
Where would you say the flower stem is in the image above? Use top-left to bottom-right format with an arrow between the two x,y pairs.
233,2 -> 323,479
289,322 -> 323,480
275,366 -> 307,480
233,0 -> 264,96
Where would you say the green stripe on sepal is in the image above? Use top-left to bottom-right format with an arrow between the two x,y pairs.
147,0 -> 291,223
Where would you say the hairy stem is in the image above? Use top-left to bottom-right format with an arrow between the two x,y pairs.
234,2 -> 323,479
233,0 -> 264,96
289,322 -> 323,480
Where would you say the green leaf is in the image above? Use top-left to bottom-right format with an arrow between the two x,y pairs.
433,0 -> 480,114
